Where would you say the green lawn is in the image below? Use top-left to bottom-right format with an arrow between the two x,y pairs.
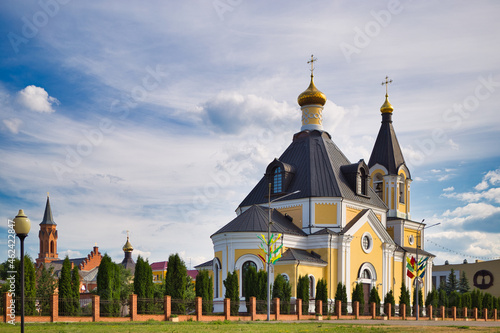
1,321 -> 500,333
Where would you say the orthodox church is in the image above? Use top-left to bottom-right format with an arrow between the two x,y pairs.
204,59 -> 434,310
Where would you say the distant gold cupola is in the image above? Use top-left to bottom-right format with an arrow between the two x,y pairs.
380,76 -> 394,114
298,55 -> 327,131
123,231 -> 133,252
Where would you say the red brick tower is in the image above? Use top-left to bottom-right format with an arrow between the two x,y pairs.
36,194 -> 59,267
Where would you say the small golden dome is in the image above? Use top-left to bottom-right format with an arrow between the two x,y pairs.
380,94 -> 394,113
123,236 -> 133,252
298,76 -> 327,107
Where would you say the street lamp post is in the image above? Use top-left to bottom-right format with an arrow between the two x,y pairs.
267,184 -> 300,321
415,220 -> 440,321
13,209 -> 31,333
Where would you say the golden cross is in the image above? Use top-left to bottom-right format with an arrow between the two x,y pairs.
47,192 -> 49,197
307,54 -> 317,76
127,230 -> 130,238
381,76 -> 393,95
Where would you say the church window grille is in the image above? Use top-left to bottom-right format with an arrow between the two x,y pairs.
242,261 -> 257,297
273,167 -> 283,194
361,269 -> 371,279
362,236 -> 370,251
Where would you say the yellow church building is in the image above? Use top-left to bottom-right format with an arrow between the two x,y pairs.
202,61 -> 434,312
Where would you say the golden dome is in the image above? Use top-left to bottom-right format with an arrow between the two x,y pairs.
380,94 -> 394,113
297,75 -> 327,107
123,236 -> 133,252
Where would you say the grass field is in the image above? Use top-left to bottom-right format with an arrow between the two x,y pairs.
1,321 -> 500,333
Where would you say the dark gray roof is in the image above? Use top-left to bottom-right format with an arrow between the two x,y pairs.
40,196 -> 56,225
401,246 -> 435,258
239,130 -> 387,209
211,205 -> 307,237
341,209 -> 370,234
279,248 -> 327,265
368,113 -> 410,178
195,259 -> 213,269
311,228 -> 339,235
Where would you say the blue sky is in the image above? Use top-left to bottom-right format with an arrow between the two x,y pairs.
1,1 -> 499,267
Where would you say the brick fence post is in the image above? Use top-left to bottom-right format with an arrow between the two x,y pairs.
92,294 -> 99,322
484,308 -> 488,321
428,305 -> 433,320
354,301 -> 359,319
473,307 -> 478,320
249,296 -> 256,321
164,295 -> 171,321
316,300 -> 322,316
440,306 -> 445,321
130,294 -> 137,321
401,304 -> 406,320
494,309 -> 497,321
51,294 -> 58,322
224,298 -> 230,321
463,307 -> 468,320
297,299 -> 302,320
274,298 -> 280,321
452,306 -> 456,321
3,292 -> 11,323
386,303 -> 392,320
196,296 -> 202,322
336,300 -> 341,319
371,302 -> 376,319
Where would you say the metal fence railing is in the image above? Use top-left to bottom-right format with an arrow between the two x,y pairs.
137,298 -> 164,315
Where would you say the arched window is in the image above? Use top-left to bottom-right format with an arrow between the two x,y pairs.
50,240 -> 55,254
273,167 -> 283,193
242,261 -> 257,297
361,269 -> 371,279
214,259 -> 221,298
373,173 -> 383,199
281,273 -> 289,283
45,241 -> 49,255
309,275 -> 315,299
399,177 -> 405,204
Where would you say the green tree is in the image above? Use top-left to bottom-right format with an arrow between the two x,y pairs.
256,270 -> 267,312
384,290 -> 396,316
71,265 -> 81,314
96,254 -> 120,316
412,288 -> 424,316
296,275 -> 309,315
24,255 -> 37,315
471,289 -> 482,310
315,278 -> 328,315
134,256 -> 154,313
333,282 -> 348,315
458,271 -> 470,294
59,256 -> 75,315
243,265 -> 258,303
448,290 -> 462,309
195,270 -> 213,314
352,283 -> 365,314
483,292 -> 494,312
36,264 -> 56,315
399,282 -> 411,316
462,292 -> 472,309
164,253 -> 187,313
223,271 -> 239,315
272,274 -> 291,314
369,287 -> 381,316
438,288 -> 448,309
445,269 -> 459,295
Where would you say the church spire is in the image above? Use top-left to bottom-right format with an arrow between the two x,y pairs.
297,55 -> 327,131
40,193 -> 56,225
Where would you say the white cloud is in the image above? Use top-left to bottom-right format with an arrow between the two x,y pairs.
442,202 -> 500,220
17,85 -> 60,113
3,118 -> 22,134
446,139 -> 459,151
475,168 -> 500,191
443,186 -> 454,192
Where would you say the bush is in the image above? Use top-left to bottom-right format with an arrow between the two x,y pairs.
296,275 -> 309,315
369,287 -> 381,315
384,290 -> 395,316
223,271 -> 239,316
315,279 -> 328,315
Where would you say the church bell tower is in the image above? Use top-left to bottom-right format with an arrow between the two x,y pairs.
36,194 -> 59,267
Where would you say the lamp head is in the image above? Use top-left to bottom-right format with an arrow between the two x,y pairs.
13,209 -> 31,236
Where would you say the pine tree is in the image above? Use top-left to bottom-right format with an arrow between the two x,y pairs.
164,253 -> 187,313
296,275 -> 309,315
446,268 -> 459,295
272,274 -> 291,314
315,279 -> 328,314
23,255 -> 37,315
483,293 -> 494,312
471,289 -> 482,310
36,264 -> 56,315
383,290 -> 396,316
458,271 -> 470,293
96,254 -> 120,316
399,282 -> 411,316
369,287 -> 381,315
352,283 -> 365,314
438,288 -> 448,309
59,256 -> 74,315
243,265 -> 257,302
412,288 -> 424,316
223,271 -> 239,315
462,292 -> 472,309
71,265 -> 81,314
196,270 -> 213,313
134,256 -> 154,313
256,270 -> 267,312
448,290 -> 462,308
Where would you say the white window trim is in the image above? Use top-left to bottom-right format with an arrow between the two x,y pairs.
361,232 -> 374,254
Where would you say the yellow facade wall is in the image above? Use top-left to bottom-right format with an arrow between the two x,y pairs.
386,227 -> 394,239
277,205 -> 303,230
403,228 -> 421,249
346,207 -> 361,223
349,223 -> 384,287
393,259 -> 403,301
215,251 -> 223,298
315,203 -> 338,225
